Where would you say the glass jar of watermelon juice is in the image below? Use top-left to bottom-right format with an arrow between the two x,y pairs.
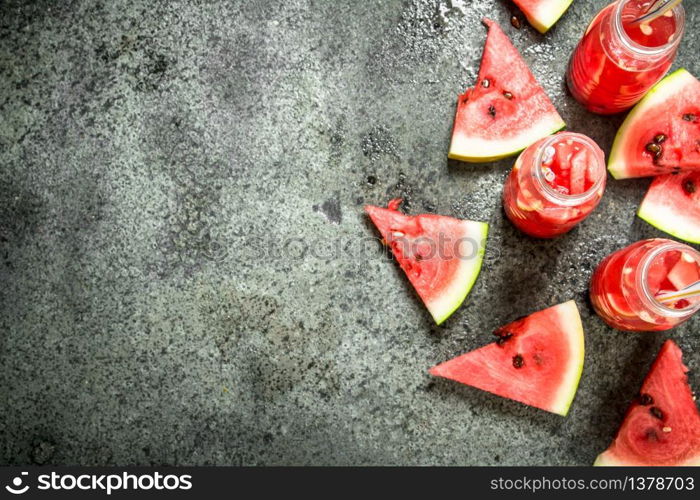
502,132 -> 606,238
590,239 -> 700,331
566,0 -> 685,114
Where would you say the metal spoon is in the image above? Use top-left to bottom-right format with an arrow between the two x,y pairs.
629,0 -> 683,26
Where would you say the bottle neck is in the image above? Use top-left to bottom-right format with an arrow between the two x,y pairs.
636,242 -> 700,319
531,133 -> 606,207
601,0 -> 685,69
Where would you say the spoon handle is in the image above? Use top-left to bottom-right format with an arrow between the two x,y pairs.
630,0 -> 683,26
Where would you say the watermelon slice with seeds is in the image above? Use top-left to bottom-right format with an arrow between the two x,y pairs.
429,301 -> 585,416
595,340 -> 700,466
637,172 -> 700,244
608,69 -> 700,179
511,0 -> 573,33
448,19 -> 565,163
365,199 -> 488,325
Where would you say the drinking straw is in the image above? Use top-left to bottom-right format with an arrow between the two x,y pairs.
656,280 -> 700,305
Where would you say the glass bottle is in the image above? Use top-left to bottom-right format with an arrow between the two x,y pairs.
503,132 -> 606,238
566,0 -> 685,114
590,238 -> 700,331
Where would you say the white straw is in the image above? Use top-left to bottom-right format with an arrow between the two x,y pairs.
656,280 -> 700,304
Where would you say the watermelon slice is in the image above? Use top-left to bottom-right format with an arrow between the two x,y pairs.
448,19 -> 565,163
429,301 -> 585,415
511,0 -> 573,33
638,172 -> 700,244
646,248 -> 682,295
365,199 -> 488,325
608,69 -> 700,179
668,252 -> 700,290
595,340 -> 700,466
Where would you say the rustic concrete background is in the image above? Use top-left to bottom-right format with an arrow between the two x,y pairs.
1,0 -> 698,465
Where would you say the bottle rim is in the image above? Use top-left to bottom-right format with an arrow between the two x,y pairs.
637,240 -> 700,318
612,0 -> 685,57
531,132 -> 607,207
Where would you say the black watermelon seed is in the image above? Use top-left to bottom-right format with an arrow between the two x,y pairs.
682,113 -> 697,121
495,333 -> 513,346
639,393 -> 654,406
503,91 -> 513,100
646,142 -> 661,154
683,178 -> 696,194
510,16 -> 521,29
512,354 -> 524,368
493,328 -> 513,337
366,175 -> 377,185
650,407 -> 664,420
488,105 -> 496,118
654,134 -> 667,143
493,328 -> 513,338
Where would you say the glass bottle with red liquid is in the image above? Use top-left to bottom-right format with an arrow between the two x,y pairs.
567,0 -> 685,114
503,132 -> 607,238
590,239 -> 700,331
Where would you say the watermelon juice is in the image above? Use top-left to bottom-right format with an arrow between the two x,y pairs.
566,0 -> 685,114
590,239 -> 700,331
502,132 -> 606,238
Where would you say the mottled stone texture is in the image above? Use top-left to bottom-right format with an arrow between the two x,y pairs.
0,0 -> 698,466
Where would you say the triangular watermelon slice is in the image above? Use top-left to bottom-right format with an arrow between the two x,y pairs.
595,340 -> 700,466
608,69 -> 700,179
511,0 -> 573,33
448,19 -> 565,163
365,199 -> 488,325
637,173 -> 700,244
429,301 -> 585,416
637,172 -> 700,244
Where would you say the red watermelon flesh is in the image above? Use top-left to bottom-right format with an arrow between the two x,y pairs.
365,199 -> 488,325
637,172 -> 700,245
429,301 -> 584,416
608,69 -> 700,179
668,253 -> 700,291
595,340 -> 700,466
645,250 -> 682,295
448,19 -> 565,162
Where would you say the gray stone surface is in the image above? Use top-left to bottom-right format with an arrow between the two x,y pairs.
0,0 -> 698,466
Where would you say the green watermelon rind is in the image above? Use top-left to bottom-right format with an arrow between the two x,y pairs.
429,221 -> 489,325
515,0 -> 574,33
550,300 -> 585,416
448,118 -> 565,163
608,68 -> 695,180
637,184 -> 700,245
